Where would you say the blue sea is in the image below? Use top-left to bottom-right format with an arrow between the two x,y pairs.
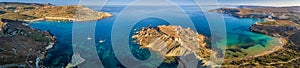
29,5 -> 279,68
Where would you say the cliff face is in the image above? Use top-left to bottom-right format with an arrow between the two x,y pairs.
250,23 -> 300,37
132,25 -> 214,65
0,19 -> 55,67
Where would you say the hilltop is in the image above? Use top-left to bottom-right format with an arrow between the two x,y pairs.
0,2 -> 112,22
210,6 -> 300,24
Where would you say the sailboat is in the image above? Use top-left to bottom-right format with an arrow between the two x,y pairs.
87,35 -> 92,40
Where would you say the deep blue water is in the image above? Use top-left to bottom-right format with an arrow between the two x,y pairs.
29,5 -> 274,68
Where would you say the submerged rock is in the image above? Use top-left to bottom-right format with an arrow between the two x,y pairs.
132,25 -> 216,65
66,53 -> 86,68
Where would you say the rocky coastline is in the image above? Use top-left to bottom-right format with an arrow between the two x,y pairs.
0,2 -> 112,68
131,6 -> 300,67
211,6 -> 300,67
0,19 -> 56,68
132,25 -> 218,66
250,23 -> 300,37
0,2 -> 112,22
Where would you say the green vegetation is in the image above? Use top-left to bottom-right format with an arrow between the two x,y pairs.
225,48 -> 248,58
0,13 -> 37,20
223,46 -> 300,67
30,33 -> 51,42
260,21 -> 278,25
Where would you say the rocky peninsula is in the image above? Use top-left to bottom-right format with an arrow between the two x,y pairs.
0,2 -> 112,22
0,2 -> 112,68
132,25 -> 217,65
0,19 -> 55,68
211,6 -> 300,67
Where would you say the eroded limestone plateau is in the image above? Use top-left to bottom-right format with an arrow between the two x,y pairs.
132,25 -> 216,65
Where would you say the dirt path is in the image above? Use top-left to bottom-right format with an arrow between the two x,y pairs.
266,57 -> 300,65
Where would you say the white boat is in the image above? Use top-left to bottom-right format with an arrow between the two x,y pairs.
87,37 -> 92,40
87,35 -> 92,40
99,40 -> 105,43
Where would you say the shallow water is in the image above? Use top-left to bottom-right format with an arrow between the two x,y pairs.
29,5 -> 280,67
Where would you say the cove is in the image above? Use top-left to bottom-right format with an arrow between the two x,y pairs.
28,5 -> 281,67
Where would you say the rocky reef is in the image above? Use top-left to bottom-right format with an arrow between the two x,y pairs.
132,25 -> 216,65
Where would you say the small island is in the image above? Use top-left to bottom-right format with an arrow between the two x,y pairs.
0,2 -> 112,68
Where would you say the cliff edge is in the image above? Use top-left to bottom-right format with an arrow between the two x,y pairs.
132,25 -> 216,65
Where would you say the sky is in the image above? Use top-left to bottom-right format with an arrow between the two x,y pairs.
0,0 -> 299,7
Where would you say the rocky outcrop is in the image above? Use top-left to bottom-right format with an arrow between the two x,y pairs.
0,19 -> 55,68
132,25 -> 215,65
250,23 -> 300,37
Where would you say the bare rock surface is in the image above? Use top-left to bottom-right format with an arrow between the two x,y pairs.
132,25 -> 215,65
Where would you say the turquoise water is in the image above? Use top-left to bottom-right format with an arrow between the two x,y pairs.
28,5 -> 277,67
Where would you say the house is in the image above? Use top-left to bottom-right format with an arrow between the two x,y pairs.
265,16 -> 276,21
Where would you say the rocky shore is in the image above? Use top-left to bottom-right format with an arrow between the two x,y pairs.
0,2 -> 112,67
250,22 -> 300,37
0,19 -> 56,68
132,25 -> 217,65
211,6 -> 300,67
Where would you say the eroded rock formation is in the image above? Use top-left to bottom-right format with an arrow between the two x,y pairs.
132,25 -> 215,65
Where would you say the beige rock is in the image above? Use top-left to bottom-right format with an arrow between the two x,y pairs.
132,25 -> 216,65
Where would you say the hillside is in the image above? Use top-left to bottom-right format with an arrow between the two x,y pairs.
0,2 -> 112,22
